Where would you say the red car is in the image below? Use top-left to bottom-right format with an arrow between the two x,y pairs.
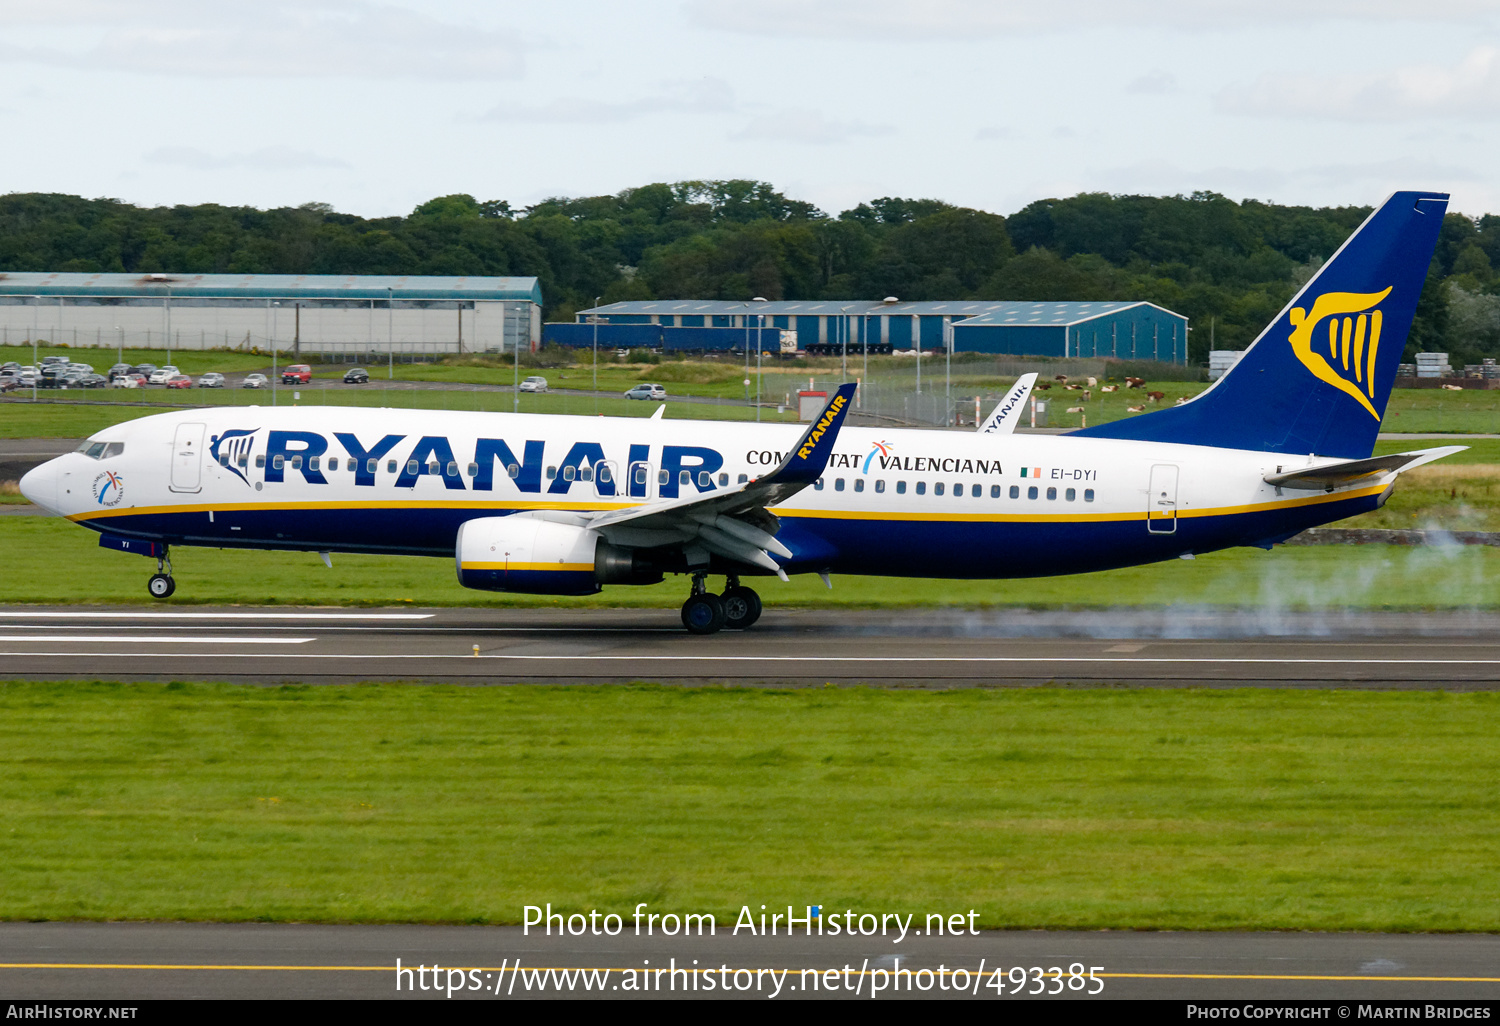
165,374 -> 193,389
281,364 -> 312,385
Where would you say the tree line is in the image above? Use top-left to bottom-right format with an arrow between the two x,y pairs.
3,180 -> 1498,365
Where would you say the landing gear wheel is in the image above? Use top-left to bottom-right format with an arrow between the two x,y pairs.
721,586 -> 762,630
148,573 -> 176,599
681,593 -> 726,635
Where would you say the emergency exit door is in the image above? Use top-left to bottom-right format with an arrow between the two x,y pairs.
1147,464 -> 1179,534
169,422 -> 205,493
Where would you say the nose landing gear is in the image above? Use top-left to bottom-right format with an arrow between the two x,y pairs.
679,573 -> 762,634
148,546 -> 175,599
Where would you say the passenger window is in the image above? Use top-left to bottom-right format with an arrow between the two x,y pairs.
256,455 -> 266,468
1027,486 -> 1038,499
737,473 -> 748,484
429,462 -> 440,476
237,455 -> 247,468
718,473 -> 728,486
679,470 -> 691,486
308,457 -> 319,472
407,460 -> 418,474
1066,487 -> 1076,501
467,463 -> 478,477
367,459 -> 377,474
991,484 -> 1001,498
835,478 -> 845,492
875,479 -> 885,493
508,463 -> 520,479
916,482 -> 926,495
972,484 -> 982,497
580,466 -> 593,482
291,455 -> 303,470
1009,485 -> 1019,499
854,478 -> 864,492
447,462 -> 458,477
547,466 -> 557,480
814,478 -> 824,490
1046,487 -> 1057,500
896,481 -> 906,494
387,459 -> 397,473
598,465 -> 612,484
273,455 -> 285,470
634,466 -> 647,485
934,482 -> 944,496
659,470 -> 670,485
1084,488 -> 1095,502
694,471 -> 708,487
562,465 -> 576,481
219,453 -> 229,467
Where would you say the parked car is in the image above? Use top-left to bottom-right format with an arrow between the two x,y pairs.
281,364 -> 312,385
0,374 -> 19,393
111,373 -> 146,389
343,367 -> 369,384
40,356 -> 68,368
16,369 -> 38,387
147,366 -> 179,385
108,363 -> 132,378
197,372 -> 225,388
128,364 -> 157,378
58,369 -> 89,388
66,362 -> 93,375
78,373 -> 109,389
241,373 -> 268,389
624,383 -> 667,400
519,375 -> 548,393
38,366 -> 64,388
165,373 -> 193,389
1,361 -> 21,375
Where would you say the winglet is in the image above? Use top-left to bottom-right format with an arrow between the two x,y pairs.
765,382 -> 857,484
979,373 -> 1037,434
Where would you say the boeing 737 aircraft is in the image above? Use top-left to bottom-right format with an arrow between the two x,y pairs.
22,191 -> 1461,634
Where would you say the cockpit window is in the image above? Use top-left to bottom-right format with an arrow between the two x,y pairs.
76,441 -> 124,460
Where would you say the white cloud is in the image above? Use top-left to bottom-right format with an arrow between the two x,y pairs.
1126,70 -> 1178,95
975,126 -> 1012,141
686,0 -> 1499,37
732,108 -> 894,144
1217,45 -> 1500,121
483,78 -> 735,124
0,1 -> 525,80
145,146 -> 351,171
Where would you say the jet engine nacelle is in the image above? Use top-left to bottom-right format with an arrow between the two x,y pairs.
455,515 -> 661,595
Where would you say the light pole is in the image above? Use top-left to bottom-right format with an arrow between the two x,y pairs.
31,295 -> 38,400
271,302 -> 280,408
840,304 -> 856,379
746,297 -> 767,421
115,325 -> 122,369
593,294 -> 601,416
512,303 -> 519,413
387,287 -> 394,380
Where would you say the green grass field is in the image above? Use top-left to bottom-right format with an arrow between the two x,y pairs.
1,682 -> 1496,929
1,513 -> 1497,608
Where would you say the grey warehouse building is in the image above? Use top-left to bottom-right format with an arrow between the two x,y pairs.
577,299 -> 1188,363
0,272 -> 543,357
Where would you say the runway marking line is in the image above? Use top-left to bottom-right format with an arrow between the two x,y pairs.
0,612 -> 432,620
7,652 -> 1500,665
2,964 -> 1498,983
0,637 -> 314,645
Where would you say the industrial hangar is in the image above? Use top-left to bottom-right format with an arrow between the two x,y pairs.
0,272 -> 543,356
561,298 -> 1189,363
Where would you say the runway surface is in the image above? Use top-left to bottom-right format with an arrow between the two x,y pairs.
5,605 -> 1500,687
1,922 -> 1497,1000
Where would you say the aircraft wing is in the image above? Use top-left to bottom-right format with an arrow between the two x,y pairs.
978,373 -> 1037,434
586,383 -> 858,576
1263,445 -> 1467,491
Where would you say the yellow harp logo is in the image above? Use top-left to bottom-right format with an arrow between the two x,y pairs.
1287,287 -> 1393,420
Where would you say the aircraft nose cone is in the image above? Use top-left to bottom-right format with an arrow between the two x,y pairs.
19,459 -> 59,513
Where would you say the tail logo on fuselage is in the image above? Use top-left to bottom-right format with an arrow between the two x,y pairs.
1287,287 -> 1393,420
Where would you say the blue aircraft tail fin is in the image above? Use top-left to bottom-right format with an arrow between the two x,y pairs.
1072,191 -> 1449,459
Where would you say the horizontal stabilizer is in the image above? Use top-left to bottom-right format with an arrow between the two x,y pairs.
1264,445 -> 1466,490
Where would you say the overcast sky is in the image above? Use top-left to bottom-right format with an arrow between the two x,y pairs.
4,0 -> 1500,220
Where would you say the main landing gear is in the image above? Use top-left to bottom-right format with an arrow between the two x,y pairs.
680,573 -> 762,635
148,546 -> 175,600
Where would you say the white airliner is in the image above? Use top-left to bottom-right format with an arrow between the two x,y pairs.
21,191 -> 1461,633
